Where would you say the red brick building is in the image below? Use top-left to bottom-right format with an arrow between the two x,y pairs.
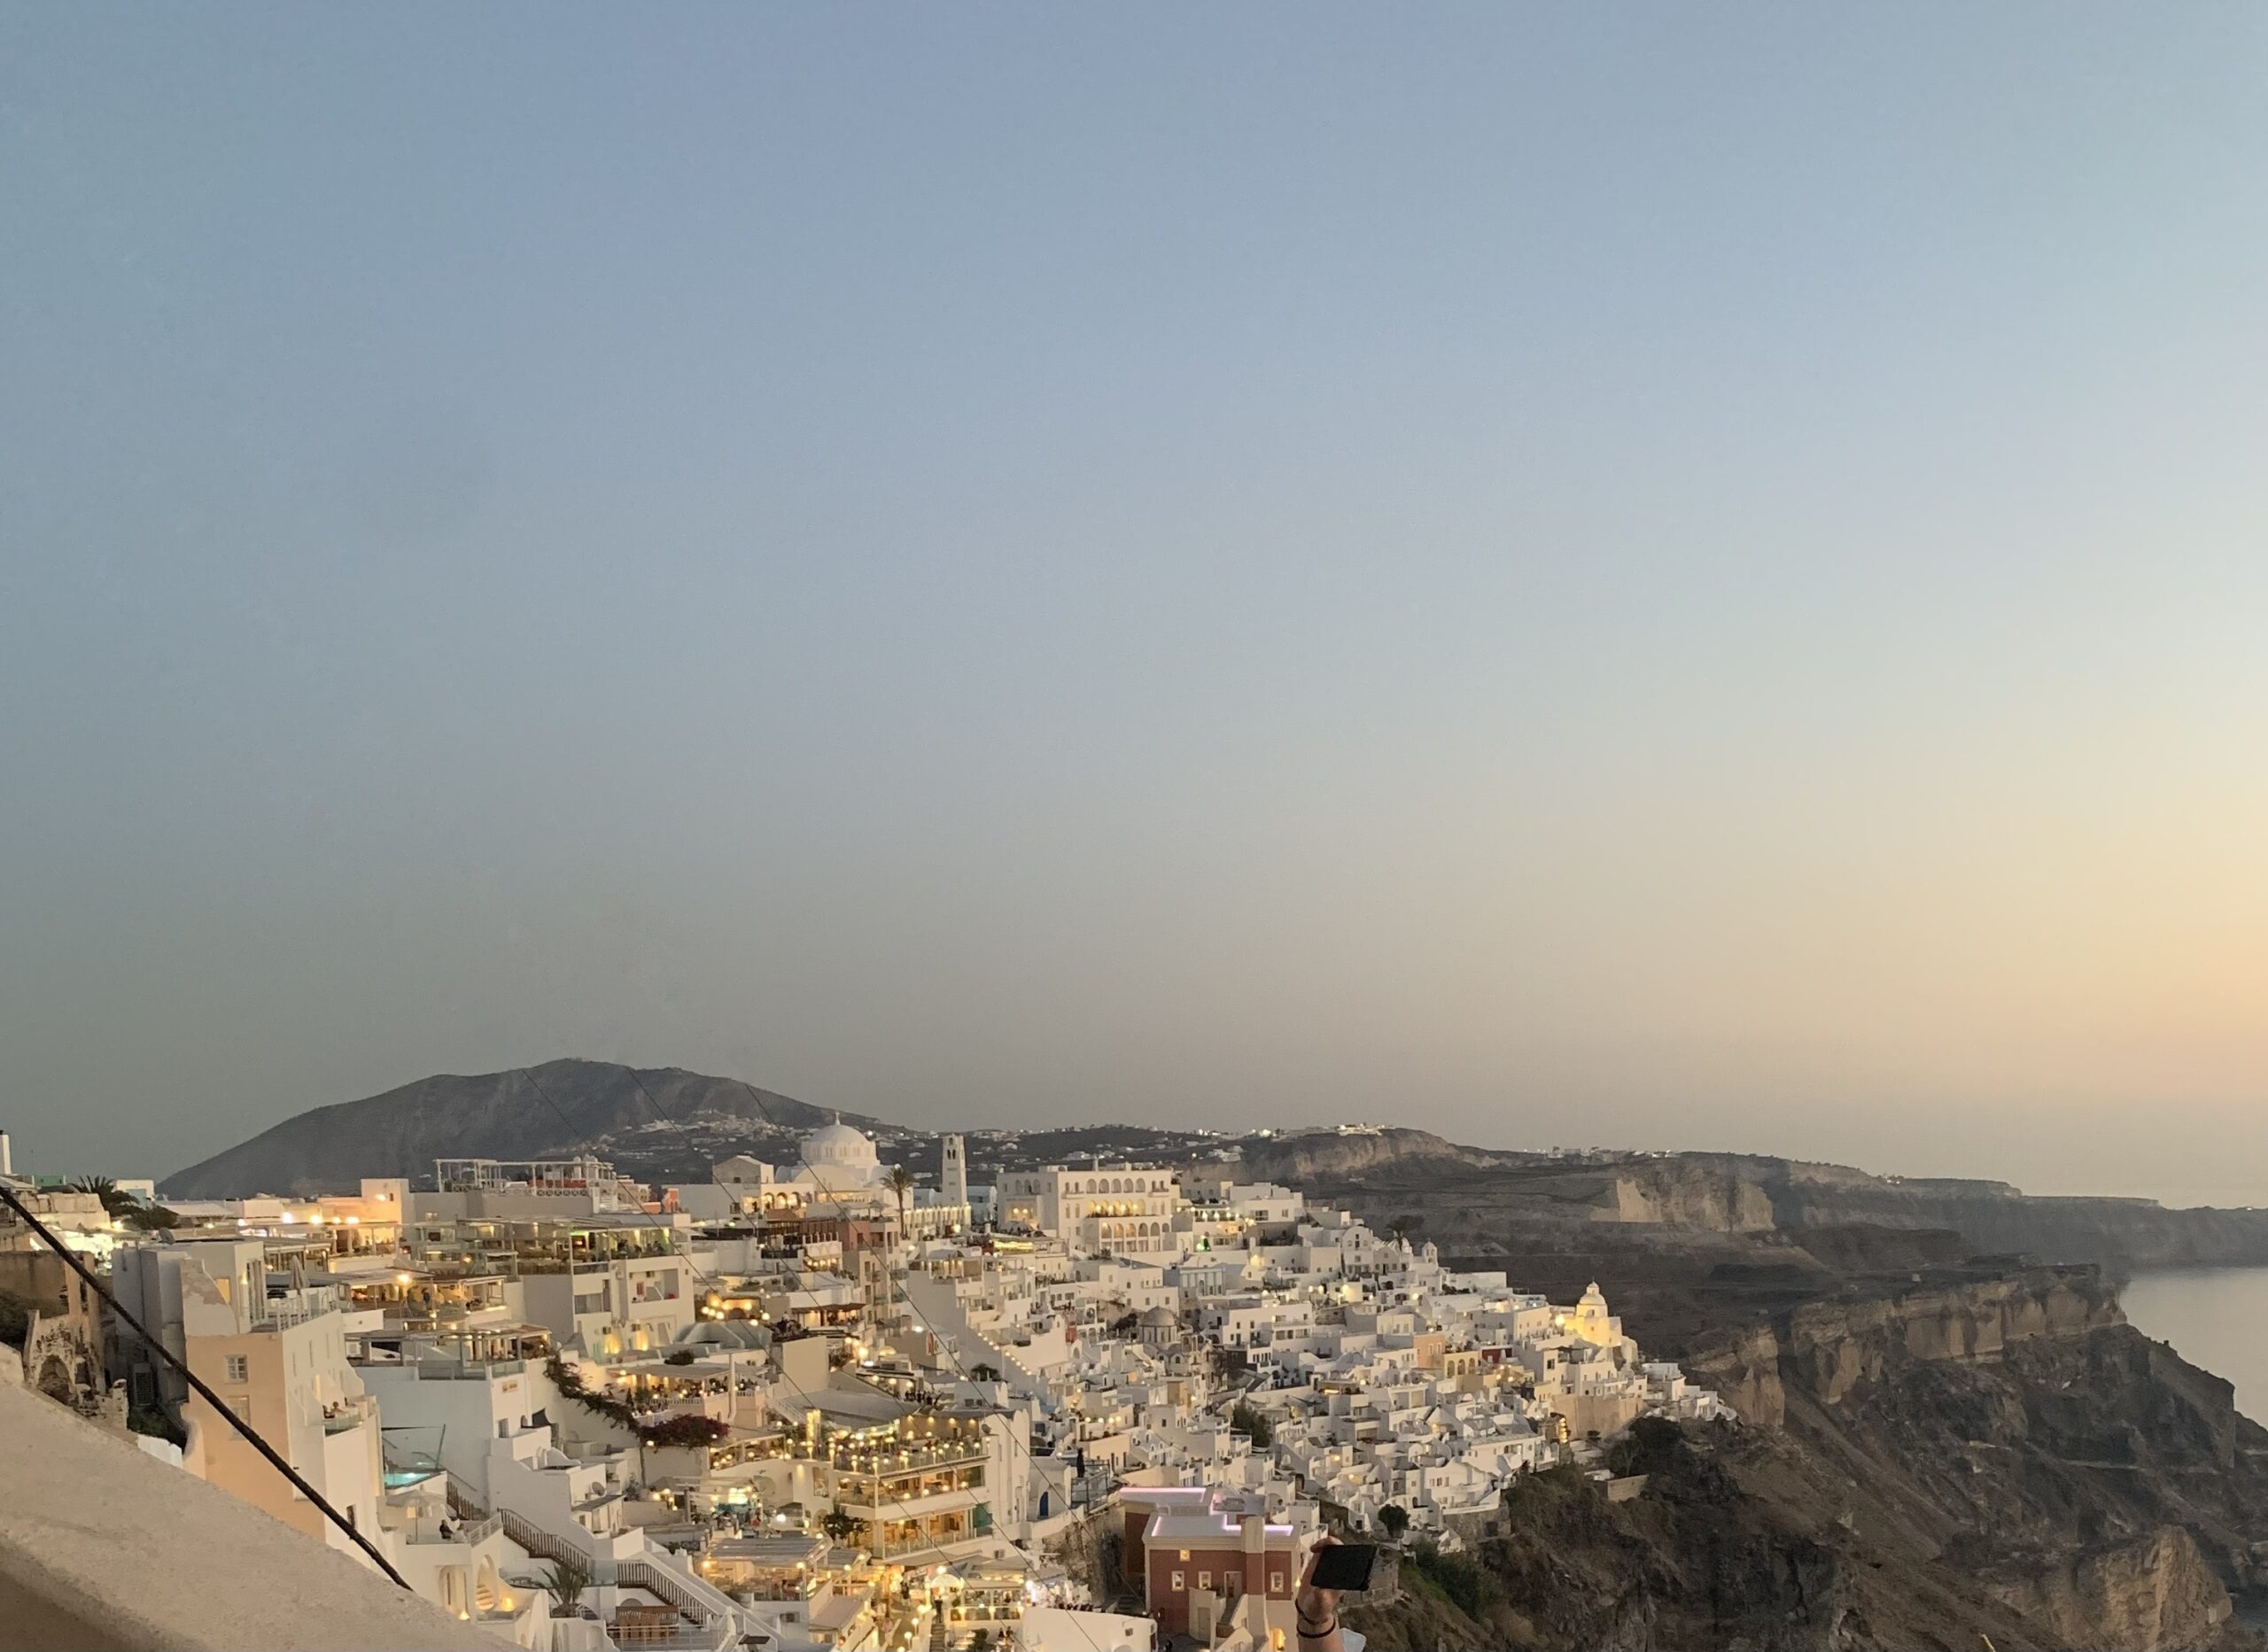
1124,1488 -> 1300,1642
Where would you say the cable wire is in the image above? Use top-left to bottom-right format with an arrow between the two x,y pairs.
0,1179 -> 414,1589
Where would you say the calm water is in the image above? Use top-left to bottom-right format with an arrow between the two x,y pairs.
2121,1268 -> 2268,1423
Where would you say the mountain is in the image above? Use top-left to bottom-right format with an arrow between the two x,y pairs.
162,1059 -> 868,1198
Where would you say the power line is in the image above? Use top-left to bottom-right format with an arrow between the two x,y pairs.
0,1180 -> 413,1589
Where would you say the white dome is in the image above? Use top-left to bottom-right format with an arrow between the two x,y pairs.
804,1119 -> 880,1170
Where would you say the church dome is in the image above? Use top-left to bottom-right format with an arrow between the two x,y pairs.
804,1118 -> 880,1171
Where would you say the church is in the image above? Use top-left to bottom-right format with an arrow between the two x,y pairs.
711,1118 -> 971,1238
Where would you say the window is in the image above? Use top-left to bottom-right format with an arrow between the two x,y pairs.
1197,1571 -> 1210,1591
229,1396 -> 252,1423
224,1355 -> 249,1383
1169,1571 -> 1184,1592
1270,1571 -> 1285,1594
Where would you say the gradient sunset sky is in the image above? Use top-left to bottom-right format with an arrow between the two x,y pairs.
5,6 -> 2266,1198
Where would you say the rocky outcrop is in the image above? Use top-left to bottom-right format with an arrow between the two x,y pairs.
1757,1163 -> 2268,1272
1785,1267 -> 2123,1406
1684,1318 -> 1790,1426
1595,1160 -> 1777,1230
1234,1127 -> 1503,1185
1684,1267 -> 2123,1427
1984,1528 -> 2235,1652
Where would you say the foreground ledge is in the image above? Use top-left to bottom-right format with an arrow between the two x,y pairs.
0,1379 -> 508,1652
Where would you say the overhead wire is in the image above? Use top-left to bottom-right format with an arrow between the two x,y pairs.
0,1179 -> 414,1589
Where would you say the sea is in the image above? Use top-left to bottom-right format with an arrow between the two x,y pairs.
2119,1268 -> 2268,1423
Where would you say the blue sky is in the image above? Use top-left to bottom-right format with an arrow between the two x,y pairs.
5,6 -> 2268,1196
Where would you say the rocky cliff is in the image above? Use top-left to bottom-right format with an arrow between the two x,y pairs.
1312,1145 -> 2268,1274
1684,1265 -> 2124,1426
1233,1127 -> 1505,1185
1759,1165 -> 2268,1271
1595,1159 -> 1778,1229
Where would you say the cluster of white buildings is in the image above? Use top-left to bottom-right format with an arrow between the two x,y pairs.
3,1120 -> 1728,1652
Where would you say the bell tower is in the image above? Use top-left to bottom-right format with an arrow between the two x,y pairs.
941,1134 -> 967,1211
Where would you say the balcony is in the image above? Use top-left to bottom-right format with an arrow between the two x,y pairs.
836,1483 -> 984,1522
322,1395 -> 377,1435
413,1356 -> 528,1380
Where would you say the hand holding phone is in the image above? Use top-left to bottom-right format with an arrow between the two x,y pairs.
1307,1542 -> 1378,1594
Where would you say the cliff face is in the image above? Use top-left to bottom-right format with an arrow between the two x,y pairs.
1985,1528 -> 2235,1652
1596,1160 -> 1778,1230
1322,1146 -> 2268,1277
1687,1267 -> 2124,1426
1756,1164 -> 2268,1272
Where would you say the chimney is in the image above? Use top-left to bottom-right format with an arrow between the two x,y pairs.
0,1128 -> 11,1177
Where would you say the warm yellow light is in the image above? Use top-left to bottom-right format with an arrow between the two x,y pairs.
398,1273 -> 414,1285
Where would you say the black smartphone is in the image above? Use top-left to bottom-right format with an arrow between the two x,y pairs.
1309,1544 -> 1378,1593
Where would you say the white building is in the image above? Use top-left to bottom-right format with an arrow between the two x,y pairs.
997,1166 -> 1182,1260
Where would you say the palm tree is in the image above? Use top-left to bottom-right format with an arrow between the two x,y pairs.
820,1506 -> 860,1544
69,1175 -> 139,1220
540,1556 -> 591,1615
886,1164 -> 917,1235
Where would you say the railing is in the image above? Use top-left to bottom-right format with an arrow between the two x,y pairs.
457,1513 -> 504,1545
617,1559 -> 719,1626
498,1509 -> 603,1578
414,1358 -> 528,1380
444,1481 -> 488,1523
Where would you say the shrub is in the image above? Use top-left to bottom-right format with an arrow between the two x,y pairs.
1604,1415 -> 1682,1477
1404,1543 -> 1496,1618
546,1355 -> 638,1429
1229,1401 -> 1273,1449
640,1414 -> 731,1449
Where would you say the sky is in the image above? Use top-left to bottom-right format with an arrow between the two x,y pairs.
4,6 -> 2268,1200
